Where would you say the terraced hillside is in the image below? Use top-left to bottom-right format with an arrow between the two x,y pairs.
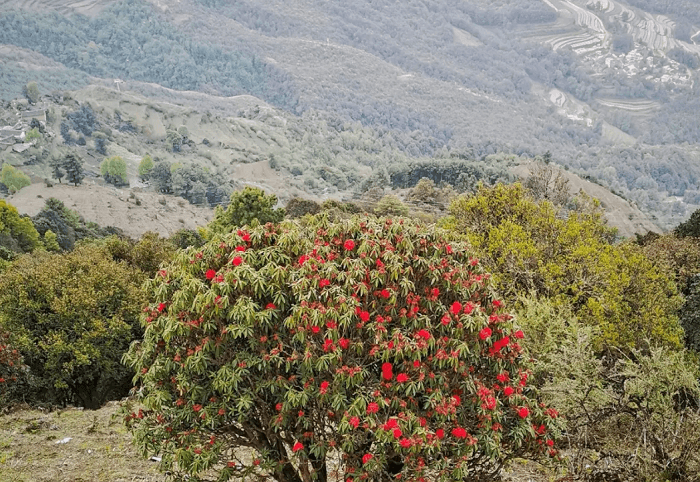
0,0 -> 699,230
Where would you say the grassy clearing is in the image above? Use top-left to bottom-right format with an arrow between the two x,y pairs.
0,402 -> 164,482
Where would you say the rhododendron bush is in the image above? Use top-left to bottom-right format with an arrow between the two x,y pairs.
124,216 -> 562,482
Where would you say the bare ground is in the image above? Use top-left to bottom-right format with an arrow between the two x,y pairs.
0,402 -> 164,482
6,181 -> 213,239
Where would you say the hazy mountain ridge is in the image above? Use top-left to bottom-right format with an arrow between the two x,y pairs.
0,0 -> 699,229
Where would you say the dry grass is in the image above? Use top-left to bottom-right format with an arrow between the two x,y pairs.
0,402 -> 164,482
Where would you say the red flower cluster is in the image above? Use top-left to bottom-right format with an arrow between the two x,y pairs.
479,327 -> 492,340
344,239 -> 355,250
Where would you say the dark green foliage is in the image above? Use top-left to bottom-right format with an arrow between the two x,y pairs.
150,161 -> 173,194
675,208 -> 700,238
171,164 -> 232,206
0,1 -> 299,111
66,105 -> 97,137
169,228 -> 205,250
681,274 -> 700,353
373,157 -> 514,192
285,197 -> 321,218
0,245 -> 145,409
99,232 -> 176,276
208,186 -> 285,234
63,154 -> 84,186
95,136 -> 108,155
32,198 -> 119,251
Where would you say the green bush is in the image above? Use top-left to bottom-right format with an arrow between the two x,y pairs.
374,194 -> 409,217
138,155 -> 154,181
23,81 -> 39,104
285,197 -> 321,218
0,244 -> 145,408
100,156 -> 128,185
207,186 -> 285,235
124,216 -> 563,482
1,164 -> 31,193
0,199 -> 40,253
517,298 -> 700,481
443,183 -> 684,351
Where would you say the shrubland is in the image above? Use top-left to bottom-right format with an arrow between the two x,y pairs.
1,184 -> 700,481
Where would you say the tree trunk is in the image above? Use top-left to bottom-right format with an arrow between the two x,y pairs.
310,453 -> 327,482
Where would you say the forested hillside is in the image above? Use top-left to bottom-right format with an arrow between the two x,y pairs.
1,0 -> 699,227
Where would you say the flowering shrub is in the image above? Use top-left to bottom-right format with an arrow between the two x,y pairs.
124,216 -> 562,482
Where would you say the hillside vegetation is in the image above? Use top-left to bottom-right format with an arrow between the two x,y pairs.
0,0 -> 699,227
1,185 -> 700,481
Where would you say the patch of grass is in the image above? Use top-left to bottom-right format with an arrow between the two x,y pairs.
0,403 -> 164,482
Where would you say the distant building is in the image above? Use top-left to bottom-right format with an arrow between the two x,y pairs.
21,109 -> 46,123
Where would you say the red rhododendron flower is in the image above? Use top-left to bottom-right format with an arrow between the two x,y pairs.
393,428 -> 403,439
326,321 -> 337,329
359,310 -> 370,322
157,303 -> 166,312
413,360 -> 420,368
546,439 -> 554,447
431,287 -> 440,297
463,302 -> 474,315
339,338 -> 350,349
479,327 -> 492,340
362,453 -> 373,464
384,418 -> 398,430
514,330 -> 524,339
320,381 -> 329,394
493,299 -> 502,309
400,438 -> 412,448
436,428 -> 445,440
382,362 -> 392,372
319,278 -> 330,288
344,239 -> 355,250
235,245 -> 246,252
396,373 -> 409,383
193,404 -> 202,412
380,289 -> 391,299
266,303 -> 276,309
497,372 -> 509,383
504,386 -> 514,396
518,407 -> 530,419
349,416 -> 360,428
227,461 -> 236,468
232,256 -> 243,266
452,427 -> 467,438
367,402 -> 379,414
419,417 -> 427,427
450,301 -> 462,315
292,442 -> 304,452
206,269 -> 216,280
416,329 -> 430,340
276,403 -> 283,411
311,326 -> 320,334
